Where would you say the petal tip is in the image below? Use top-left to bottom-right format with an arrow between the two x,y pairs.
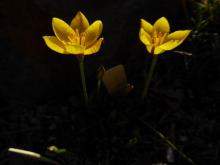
163,17 -> 169,24
182,30 -> 192,38
71,11 -> 90,32
185,30 -> 192,34
76,11 -> 84,17
42,36 -> 51,42
154,16 -> 170,33
52,17 -> 64,27
94,20 -> 103,31
140,18 -> 145,22
161,16 -> 167,19
140,18 -> 147,25
96,20 -> 103,26
140,19 -> 145,25
52,17 -> 60,23
159,16 -> 168,22
42,36 -> 47,41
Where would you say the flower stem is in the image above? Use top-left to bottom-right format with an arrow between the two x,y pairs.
142,52 -> 158,99
78,57 -> 89,106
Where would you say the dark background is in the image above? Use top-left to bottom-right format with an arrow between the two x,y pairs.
0,0 -> 187,102
0,0 -> 220,165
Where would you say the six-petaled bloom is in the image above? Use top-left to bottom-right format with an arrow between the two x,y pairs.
139,17 -> 191,55
43,11 -> 104,56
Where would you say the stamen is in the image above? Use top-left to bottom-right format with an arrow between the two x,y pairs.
67,33 -> 76,43
151,30 -> 167,46
159,33 -> 167,45
80,32 -> 86,46
75,29 -> 80,45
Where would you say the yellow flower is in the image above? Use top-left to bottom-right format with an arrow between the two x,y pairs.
43,11 -> 104,56
139,17 -> 191,55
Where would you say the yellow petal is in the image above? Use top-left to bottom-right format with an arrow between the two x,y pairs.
167,30 -> 191,41
146,45 -> 165,55
139,28 -> 151,45
43,36 -> 67,54
70,11 -> 89,33
84,20 -> 103,47
159,40 -> 181,50
84,38 -> 104,55
64,44 -> 84,54
52,18 -> 75,42
159,30 -> 191,50
140,19 -> 153,34
153,17 -> 170,33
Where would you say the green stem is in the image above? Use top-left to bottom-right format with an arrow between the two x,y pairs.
142,54 -> 158,99
78,58 -> 88,106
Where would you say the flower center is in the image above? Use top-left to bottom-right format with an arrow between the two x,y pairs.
152,30 -> 167,46
67,29 -> 86,47
80,32 -> 86,46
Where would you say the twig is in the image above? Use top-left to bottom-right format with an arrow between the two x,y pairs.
8,148 -> 61,165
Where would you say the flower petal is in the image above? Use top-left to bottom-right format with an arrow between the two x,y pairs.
70,11 -> 90,33
159,30 -> 191,50
140,19 -> 153,35
139,28 -> 152,45
159,40 -> 181,50
84,20 -> 103,47
52,17 -> 75,42
167,30 -> 191,41
43,36 -> 67,54
64,44 -> 84,54
153,17 -> 170,33
146,45 -> 165,55
84,38 -> 104,55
